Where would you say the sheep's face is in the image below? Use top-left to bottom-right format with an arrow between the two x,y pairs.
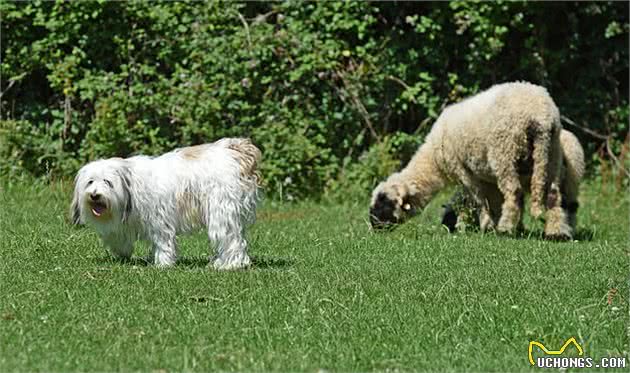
369,182 -> 415,230
370,192 -> 402,229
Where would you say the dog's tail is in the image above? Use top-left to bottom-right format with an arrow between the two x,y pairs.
220,138 -> 262,186
219,138 -> 262,225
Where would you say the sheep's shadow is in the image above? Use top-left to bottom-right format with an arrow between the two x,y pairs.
465,226 -> 596,242
573,228 -> 596,241
95,255 -> 294,269
507,226 -> 595,242
377,221 -> 596,242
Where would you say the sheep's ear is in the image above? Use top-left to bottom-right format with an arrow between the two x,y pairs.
117,166 -> 133,223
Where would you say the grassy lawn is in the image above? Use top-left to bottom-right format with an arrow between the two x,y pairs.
0,180 -> 628,372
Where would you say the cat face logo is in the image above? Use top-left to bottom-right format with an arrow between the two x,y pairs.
528,337 -> 584,366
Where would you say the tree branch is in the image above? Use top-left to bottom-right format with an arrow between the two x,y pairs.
336,70 -> 380,143
561,115 -> 609,141
235,10 -> 252,51
0,79 -> 17,100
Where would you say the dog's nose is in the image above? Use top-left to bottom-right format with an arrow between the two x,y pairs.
89,193 -> 101,201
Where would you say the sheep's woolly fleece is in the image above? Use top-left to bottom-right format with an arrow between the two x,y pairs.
370,81 -> 572,240
441,129 -> 585,234
71,138 -> 261,270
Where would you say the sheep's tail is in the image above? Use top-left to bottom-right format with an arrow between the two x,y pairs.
529,121 -> 562,219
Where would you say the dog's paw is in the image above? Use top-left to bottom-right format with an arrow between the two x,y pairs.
153,251 -> 177,267
212,254 -> 251,271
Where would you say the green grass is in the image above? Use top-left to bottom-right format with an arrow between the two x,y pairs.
1,181 -> 628,372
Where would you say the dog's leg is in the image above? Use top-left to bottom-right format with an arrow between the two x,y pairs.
207,204 -> 251,270
102,234 -> 134,261
211,233 -> 250,271
150,229 -> 178,267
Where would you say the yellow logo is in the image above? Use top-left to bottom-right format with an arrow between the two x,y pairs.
528,337 -> 584,366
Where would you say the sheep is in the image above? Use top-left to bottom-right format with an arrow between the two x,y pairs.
369,81 -> 572,240
441,129 -> 585,235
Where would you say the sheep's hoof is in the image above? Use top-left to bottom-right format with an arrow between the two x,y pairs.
544,232 -> 572,241
496,219 -> 517,236
544,224 -> 573,241
496,228 -> 515,237
479,213 -> 495,232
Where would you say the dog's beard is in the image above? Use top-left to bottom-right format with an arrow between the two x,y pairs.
89,200 -> 108,217
83,194 -> 113,221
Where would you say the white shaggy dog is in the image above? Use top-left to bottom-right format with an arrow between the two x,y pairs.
71,138 -> 261,270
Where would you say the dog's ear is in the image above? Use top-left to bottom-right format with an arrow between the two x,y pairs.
69,172 -> 83,225
70,195 -> 81,225
117,166 -> 133,223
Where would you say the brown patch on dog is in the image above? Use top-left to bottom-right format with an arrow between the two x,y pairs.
180,145 -> 208,160
227,139 -> 262,185
176,190 -> 202,224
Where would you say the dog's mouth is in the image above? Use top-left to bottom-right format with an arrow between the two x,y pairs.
89,201 -> 108,217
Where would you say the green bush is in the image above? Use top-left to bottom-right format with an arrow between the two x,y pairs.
325,132 -> 424,202
1,1 -> 628,198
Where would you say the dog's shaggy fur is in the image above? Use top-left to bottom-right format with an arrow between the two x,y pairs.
71,138 -> 261,270
370,81 -> 571,239
441,129 -> 585,235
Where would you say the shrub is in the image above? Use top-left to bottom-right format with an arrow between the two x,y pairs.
1,1 -> 628,197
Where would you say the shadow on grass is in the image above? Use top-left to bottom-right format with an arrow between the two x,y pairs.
95,255 -> 295,269
508,227 -> 595,242
251,255 -> 295,269
473,226 -> 595,242
572,228 -> 596,241
375,222 -> 596,242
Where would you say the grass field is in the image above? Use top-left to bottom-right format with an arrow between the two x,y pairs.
1,180 -> 628,372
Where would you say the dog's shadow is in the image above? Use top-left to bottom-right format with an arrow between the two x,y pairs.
95,255 -> 294,270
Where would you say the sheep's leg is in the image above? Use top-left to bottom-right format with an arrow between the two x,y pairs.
495,166 -> 524,235
456,174 -> 495,232
479,182 -> 504,227
529,128 -> 552,219
478,202 -> 495,232
561,166 -> 580,231
544,141 -> 572,240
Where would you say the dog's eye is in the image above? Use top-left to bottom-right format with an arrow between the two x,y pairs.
86,180 -> 93,186
104,179 -> 113,188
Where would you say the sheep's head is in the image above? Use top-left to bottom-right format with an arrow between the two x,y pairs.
369,178 -> 416,230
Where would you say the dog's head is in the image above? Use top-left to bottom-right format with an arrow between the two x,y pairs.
70,159 -> 133,226
369,177 -> 416,230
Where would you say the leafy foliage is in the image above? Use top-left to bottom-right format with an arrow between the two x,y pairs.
1,1 -> 628,198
